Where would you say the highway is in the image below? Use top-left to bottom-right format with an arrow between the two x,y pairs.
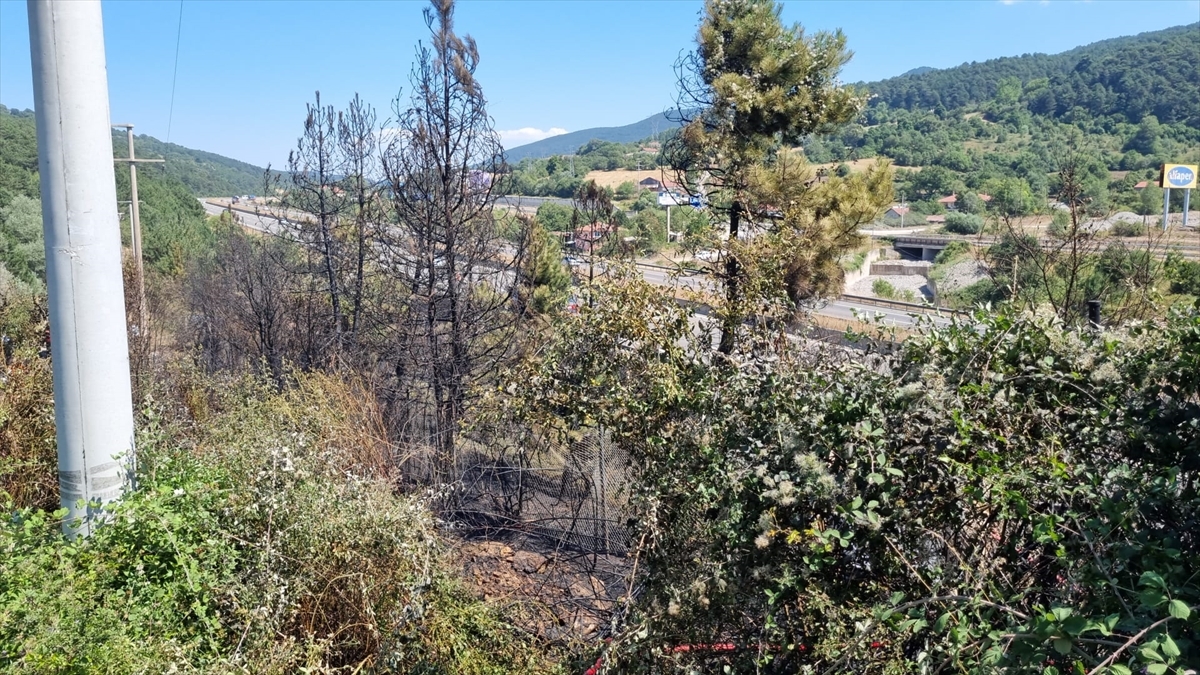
608,260 -> 948,329
200,198 -> 944,330
495,195 -> 574,212
200,199 -> 288,235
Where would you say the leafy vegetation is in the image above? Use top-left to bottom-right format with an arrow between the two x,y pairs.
943,212 -> 983,235
498,270 -> 1200,674
2,3 -> 1197,674
797,24 -> 1200,225
0,106 -> 217,280
1,368 -> 565,673
862,23 -> 1199,126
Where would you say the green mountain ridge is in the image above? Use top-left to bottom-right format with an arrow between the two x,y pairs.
861,23 -> 1199,125
115,130 -> 276,198
0,104 -> 273,200
1,105 -> 222,281
502,111 -> 680,163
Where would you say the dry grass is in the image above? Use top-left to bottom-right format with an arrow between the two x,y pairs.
0,349 -> 57,511
815,157 -> 892,172
583,168 -> 674,189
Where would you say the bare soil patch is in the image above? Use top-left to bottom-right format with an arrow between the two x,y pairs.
451,534 -> 631,642
583,169 -> 673,189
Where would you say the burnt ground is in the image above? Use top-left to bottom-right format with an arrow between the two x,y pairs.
448,529 -> 634,642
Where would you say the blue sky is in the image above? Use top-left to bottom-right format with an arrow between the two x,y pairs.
1,0 -> 1196,169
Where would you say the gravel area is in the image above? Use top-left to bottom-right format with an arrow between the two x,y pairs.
1083,211 -> 1142,232
848,274 -> 932,300
936,259 -> 989,292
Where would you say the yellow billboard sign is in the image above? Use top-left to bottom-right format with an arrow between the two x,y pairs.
1161,164 -> 1198,189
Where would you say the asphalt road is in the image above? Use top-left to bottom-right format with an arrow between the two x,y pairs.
622,261 -> 948,329
813,297 -> 953,328
495,195 -> 574,211
200,199 -> 286,235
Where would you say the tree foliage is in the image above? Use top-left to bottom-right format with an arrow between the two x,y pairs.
0,196 -> 44,284
863,23 -> 1199,126
668,0 -> 877,352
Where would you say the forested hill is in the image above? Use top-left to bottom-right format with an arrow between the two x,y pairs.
503,112 -> 680,163
117,130 -> 274,197
1,104 -> 221,281
862,23 -> 1199,126
0,105 -> 272,199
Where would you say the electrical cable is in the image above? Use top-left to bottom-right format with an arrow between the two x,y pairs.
165,0 -> 184,145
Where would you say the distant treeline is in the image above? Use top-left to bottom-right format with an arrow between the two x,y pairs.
0,105 -> 215,283
860,23 -> 1199,126
1,104 -> 275,201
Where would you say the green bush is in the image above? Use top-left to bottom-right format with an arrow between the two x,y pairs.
943,211 -> 983,235
1165,252 -> 1200,296
840,251 -> 867,272
501,277 -> 1200,673
1047,210 -> 1070,238
872,278 -> 897,298
1,372 -> 564,674
933,240 -> 970,264
1110,219 -> 1146,237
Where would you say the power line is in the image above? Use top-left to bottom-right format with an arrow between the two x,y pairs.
165,0 -> 184,144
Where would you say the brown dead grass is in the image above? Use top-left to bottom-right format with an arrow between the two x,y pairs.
811,157 -> 896,173
583,169 -> 675,189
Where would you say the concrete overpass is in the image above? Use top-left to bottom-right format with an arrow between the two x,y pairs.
892,236 -> 951,261
868,232 -> 1200,261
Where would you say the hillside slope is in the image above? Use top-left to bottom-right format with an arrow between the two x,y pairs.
0,105 -> 217,279
117,131 -> 274,197
861,23 -> 1199,125
503,111 -> 680,163
0,105 -> 273,200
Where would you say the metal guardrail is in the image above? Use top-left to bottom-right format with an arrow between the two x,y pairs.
839,293 -> 969,316
884,233 -> 1200,257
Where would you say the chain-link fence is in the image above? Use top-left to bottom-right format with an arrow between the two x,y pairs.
455,426 -> 633,556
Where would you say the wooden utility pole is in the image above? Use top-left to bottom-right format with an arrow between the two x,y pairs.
112,123 -> 162,334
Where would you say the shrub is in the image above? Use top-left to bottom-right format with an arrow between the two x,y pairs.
943,211 -> 983,235
1110,219 -> 1146,237
1,371 -> 564,674
872,278 -> 897,298
840,251 -> 867,272
1165,253 -> 1200,296
501,277 -> 1200,673
1047,210 -> 1070,238
933,240 -> 970,264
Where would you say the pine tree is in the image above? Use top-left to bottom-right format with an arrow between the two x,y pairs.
668,0 -> 878,351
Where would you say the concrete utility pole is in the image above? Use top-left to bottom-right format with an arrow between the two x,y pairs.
113,123 -> 162,334
28,0 -> 136,537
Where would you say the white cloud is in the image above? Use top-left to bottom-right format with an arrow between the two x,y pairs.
497,127 -> 568,149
